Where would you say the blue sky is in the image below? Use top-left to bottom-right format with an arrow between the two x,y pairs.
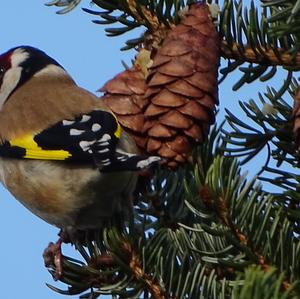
0,1 -> 136,298
0,1 -> 290,298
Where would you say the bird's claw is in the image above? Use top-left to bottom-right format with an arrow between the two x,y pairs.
43,238 -> 63,280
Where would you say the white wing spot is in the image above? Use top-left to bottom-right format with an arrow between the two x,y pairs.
117,156 -> 127,161
70,129 -> 85,136
81,115 -> 91,122
63,120 -> 75,126
97,148 -> 109,153
137,156 -> 161,169
79,140 -> 95,151
92,123 -> 101,132
116,149 -> 135,157
99,158 -> 111,166
100,134 -> 111,142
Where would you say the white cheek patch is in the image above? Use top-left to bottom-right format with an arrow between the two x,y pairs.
0,66 -> 22,109
11,48 -> 30,67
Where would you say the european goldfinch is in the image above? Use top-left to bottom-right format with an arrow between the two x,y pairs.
0,46 -> 160,276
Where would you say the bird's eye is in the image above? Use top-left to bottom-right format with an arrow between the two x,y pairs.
0,67 -> 6,85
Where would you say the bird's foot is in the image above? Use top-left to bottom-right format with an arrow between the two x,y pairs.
43,238 -> 63,280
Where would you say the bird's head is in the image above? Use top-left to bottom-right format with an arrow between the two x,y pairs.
0,46 -> 68,109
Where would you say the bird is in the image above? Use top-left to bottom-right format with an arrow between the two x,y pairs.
0,45 -> 160,277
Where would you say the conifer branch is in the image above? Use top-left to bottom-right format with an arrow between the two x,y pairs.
42,1 -> 300,298
121,241 -> 168,299
197,157 -> 296,291
221,41 -> 300,68
199,184 -> 248,245
126,0 -> 161,30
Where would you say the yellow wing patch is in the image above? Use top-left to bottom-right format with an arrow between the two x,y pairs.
10,135 -> 71,160
111,112 -> 122,139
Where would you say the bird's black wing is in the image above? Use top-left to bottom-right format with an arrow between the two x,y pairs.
0,110 -> 160,171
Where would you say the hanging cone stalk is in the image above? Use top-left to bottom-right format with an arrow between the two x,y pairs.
143,3 -> 220,167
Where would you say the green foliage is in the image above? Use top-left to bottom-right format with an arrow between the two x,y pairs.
233,266 -> 300,299
44,0 -> 300,298
261,0 -> 300,45
220,1 -> 300,197
222,79 -> 297,167
45,0 -> 81,14
44,127 -> 300,298
84,0 -> 198,50
219,0 -> 300,92
46,0 -> 200,49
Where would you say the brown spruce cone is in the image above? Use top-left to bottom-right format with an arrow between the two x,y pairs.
293,88 -> 300,149
143,3 -> 220,167
101,3 -> 219,168
100,67 -> 149,149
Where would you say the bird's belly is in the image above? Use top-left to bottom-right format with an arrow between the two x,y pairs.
0,158 -> 136,229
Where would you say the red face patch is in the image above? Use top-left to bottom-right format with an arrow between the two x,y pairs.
0,51 -> 12,87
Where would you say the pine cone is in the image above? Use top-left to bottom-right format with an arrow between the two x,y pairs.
143,3 -> 220,168
101,3 -> 219,168
100,67 -> 149,149
293,88 -> 300,148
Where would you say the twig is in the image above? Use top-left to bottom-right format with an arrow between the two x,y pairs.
127,0 -> 160,30
221,41 -> 300,68
199,185 -> 292,291
122,241 -> 168,299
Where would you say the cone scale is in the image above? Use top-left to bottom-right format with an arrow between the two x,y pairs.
101,68 -> 149,149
